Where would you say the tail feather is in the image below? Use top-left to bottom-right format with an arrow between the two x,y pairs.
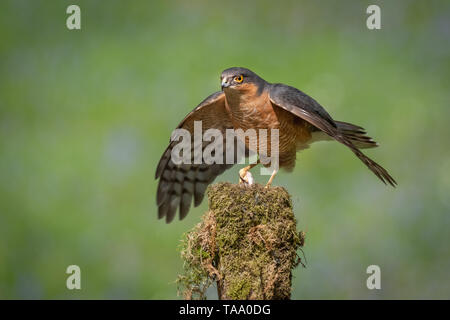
335,120 -> 378,149
346,140 -> 397,187
332,121 -> 396,187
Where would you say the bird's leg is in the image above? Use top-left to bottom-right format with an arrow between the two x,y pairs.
264,168 -> 279,188
239,160 -> 259,186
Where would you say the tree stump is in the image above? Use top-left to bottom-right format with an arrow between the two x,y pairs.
177,182 -> 305,300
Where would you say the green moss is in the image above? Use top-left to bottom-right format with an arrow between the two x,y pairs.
177,182 -> 305,300
228,279 -> 251,300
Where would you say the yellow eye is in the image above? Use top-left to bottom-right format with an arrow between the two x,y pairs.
234,75 -> 243,83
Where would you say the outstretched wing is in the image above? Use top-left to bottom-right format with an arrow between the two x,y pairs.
268,83 -> 396,187
155,92 -> 235,223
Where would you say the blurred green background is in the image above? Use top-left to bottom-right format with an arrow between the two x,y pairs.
1,0 -> 449,299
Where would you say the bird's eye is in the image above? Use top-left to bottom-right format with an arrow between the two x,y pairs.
234,75 -> 243,83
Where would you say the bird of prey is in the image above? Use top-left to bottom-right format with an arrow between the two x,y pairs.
155,67 -> 396,223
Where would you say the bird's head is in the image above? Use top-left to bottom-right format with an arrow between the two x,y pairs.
220,67 -> 266,95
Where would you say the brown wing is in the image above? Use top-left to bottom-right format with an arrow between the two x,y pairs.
155,92 -> 235,223
268,83 -> 396,187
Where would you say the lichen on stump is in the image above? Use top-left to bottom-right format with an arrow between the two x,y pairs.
177,182 -> 305,300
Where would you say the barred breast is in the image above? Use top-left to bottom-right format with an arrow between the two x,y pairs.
225,90 -> 314,170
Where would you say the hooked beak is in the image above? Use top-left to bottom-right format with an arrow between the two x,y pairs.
221,77 -> 231,90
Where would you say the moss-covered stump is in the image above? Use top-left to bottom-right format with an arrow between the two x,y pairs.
177,182 -> 305,300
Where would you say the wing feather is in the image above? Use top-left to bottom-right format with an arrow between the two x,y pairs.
155,91 -> 235,223
268,83 -> 396,187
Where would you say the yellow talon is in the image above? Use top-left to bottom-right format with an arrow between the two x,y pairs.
265,169 -> 278,188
